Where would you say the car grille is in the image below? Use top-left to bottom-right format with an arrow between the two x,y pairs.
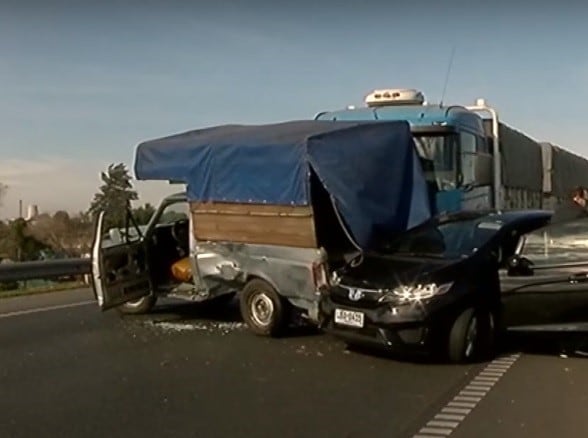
329,284 -> 385,309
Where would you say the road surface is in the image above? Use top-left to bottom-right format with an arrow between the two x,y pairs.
0,289 -> 586,438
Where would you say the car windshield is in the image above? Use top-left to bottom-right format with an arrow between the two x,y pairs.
377,215 -> 505,259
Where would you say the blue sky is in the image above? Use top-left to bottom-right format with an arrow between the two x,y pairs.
0,1 -> 586,218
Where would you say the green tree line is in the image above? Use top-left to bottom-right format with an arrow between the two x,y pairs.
0,163 -> 157,263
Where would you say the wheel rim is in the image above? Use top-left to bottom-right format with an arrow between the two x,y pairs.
250,293 -> 274,327
464,316 -> 478,358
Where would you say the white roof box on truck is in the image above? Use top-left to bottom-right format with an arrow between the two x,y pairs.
365,88 -> 425,107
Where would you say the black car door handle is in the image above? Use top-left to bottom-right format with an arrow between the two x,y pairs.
569,272 -> 588,283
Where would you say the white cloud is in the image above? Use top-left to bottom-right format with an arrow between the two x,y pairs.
0,158 -> 173,220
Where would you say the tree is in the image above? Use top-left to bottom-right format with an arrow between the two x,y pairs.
89,163 -> 138,230
0,220 -> 9,257
132,203 -> 156,225
3,218 -> 49,261
28,210 -> 94,257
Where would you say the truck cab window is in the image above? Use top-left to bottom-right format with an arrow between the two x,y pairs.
157,201 -> 189,226
413,134 -> 458,191
460,132 -> 477,186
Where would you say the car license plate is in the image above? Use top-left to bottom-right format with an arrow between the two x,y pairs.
334,308 -> 364,328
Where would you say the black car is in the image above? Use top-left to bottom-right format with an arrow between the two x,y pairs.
318,208 -> 588,363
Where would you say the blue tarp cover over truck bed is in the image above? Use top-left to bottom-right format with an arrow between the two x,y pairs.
134,120 -> 431,249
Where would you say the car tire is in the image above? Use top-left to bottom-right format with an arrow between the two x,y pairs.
239,279 -> 289,337
116,295 -> 157,315
448,307 -> 494,363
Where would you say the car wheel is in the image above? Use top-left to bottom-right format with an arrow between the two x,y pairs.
239,279 -> 289,337
448,307 -> 494,363
116,295 -> 157,315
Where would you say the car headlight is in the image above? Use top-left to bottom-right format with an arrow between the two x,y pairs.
384,282 -> 454,303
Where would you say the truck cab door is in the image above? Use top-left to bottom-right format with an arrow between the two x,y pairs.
500,215 -> 588,331
91,210 -> 152,310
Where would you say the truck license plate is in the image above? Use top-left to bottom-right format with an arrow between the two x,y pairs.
334,309 -> 364,328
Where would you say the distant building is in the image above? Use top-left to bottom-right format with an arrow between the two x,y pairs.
25,204 -> 39,221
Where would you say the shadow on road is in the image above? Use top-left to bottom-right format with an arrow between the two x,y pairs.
120,296 -> 242,325
501,330 -> 588,359
330,330 -> 588,365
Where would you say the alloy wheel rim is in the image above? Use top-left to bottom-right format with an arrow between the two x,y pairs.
464,316 -> 478,358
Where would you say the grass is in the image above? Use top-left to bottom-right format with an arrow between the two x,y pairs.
0,280 -> 88,299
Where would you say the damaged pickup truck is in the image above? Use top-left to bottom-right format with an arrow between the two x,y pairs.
91,120 -> 433,336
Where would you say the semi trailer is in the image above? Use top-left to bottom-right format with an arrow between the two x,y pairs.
315,88 -> 588,213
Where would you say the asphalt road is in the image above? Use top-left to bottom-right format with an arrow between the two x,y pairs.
0,289 -> 587,438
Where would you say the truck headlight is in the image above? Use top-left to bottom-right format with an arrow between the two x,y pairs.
389,282 -> 454,303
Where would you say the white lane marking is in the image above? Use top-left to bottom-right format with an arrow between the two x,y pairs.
479,371 -> 504,377
413,353 -> 521,438
435,414 -> 465,422
492,359 -> 517,365
428,420 -> 460,428
0,300 -> 95,319
419,427 -> 453,436
462,384 -> 491,391
470,376 -> 496,386
453,396 -> 482,403
485,364 -> 511,370
459,391 -> 487,397
441,407 -> 471,415
447,401 -> 477,409
473,376 -> 500,382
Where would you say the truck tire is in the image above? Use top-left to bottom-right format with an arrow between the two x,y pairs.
239,279 -> 290,337
448,307 -> 494,363
116,295 -> 157,315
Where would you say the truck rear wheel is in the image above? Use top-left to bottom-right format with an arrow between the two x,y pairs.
116,295 -> 157,315
239,279 -> 289,337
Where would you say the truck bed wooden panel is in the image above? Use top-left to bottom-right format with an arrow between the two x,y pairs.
190,202 -> 317,248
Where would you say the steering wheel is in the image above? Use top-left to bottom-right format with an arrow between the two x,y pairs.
171,219 -> 189,245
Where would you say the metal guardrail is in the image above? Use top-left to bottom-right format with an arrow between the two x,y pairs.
0,258 -> 92,283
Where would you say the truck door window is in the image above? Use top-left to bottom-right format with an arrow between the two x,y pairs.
460,132 -> 477,186
477,134 -> 491,154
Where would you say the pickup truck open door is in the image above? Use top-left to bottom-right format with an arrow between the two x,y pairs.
91,210 -> 152,310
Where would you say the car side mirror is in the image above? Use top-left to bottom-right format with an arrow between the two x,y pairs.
506,255 -> 534,277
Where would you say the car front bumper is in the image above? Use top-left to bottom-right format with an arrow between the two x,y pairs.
319,294 -> 465,355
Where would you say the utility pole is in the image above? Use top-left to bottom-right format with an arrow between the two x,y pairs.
17,199 -> 23,262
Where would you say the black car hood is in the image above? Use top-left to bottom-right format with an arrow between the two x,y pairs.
336,254 -> 463,290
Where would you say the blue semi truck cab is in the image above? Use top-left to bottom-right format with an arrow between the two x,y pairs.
315,89 -> 500,214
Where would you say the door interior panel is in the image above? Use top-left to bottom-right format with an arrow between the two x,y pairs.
99,242 -> 151,309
